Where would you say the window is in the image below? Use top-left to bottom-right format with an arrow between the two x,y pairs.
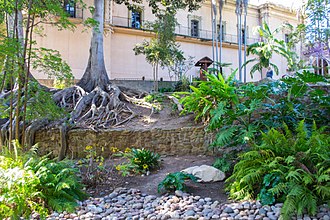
285,34 -> 290,43
191,20 -> 199,37
217,22 -> 226,41
64,0 -> 76,18
131,9 -> 142,29
241,28 -> 245,44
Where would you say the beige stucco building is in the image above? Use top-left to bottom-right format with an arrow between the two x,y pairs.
32,0 -> 303,84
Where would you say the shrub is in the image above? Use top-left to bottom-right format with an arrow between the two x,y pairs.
77,145 -> 106,187
0,143 -> 86,219
213,157 -> 232,174
226,121 -> 330,219
26,156 -> 87,212
144,93 -> 165,103
179,70 -> 329,148
158,172 -> 197,193
115,148 -> 160,176
0,166 -> 47,219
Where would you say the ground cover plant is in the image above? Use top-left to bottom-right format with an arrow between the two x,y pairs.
114,148 -> 160,176
158,172 -> 197,193
0,142 -> 86,219
179,70 -> 329,149
178,69 -> 330,218
76,145 -> 107,187
226,121 -> 330,219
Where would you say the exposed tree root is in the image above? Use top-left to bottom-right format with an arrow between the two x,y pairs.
53,84 -> 139,129
24,119 -> 49,149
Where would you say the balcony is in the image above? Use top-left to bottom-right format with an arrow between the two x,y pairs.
111,16 -> 259,45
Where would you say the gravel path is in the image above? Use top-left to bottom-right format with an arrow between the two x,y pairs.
46,188 -> 330,220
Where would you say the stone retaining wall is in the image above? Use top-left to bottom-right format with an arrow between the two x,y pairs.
34,126 -> 214,158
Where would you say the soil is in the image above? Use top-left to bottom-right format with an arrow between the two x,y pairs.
83,96 -> 228,203
116,95 -> 201,130
86,155 -> 228,204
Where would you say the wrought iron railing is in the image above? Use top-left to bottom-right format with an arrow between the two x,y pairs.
111,16 -> 259,45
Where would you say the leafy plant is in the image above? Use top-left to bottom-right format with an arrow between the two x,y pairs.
27,156 -> 87,213
26,81 -> 68,121
0,166 -> 47,219
258,172 -> 281,205
244,22 -> 297,77
115,148 -> 160,176
226,121 -> 330,219
180,69 -> 329,149
76,145 -> 106,187
178,71 -> 238,122
158,172 -> 197,193
213,157 -> 232,173
145,93 -> 165,103
0,143 -> 86,219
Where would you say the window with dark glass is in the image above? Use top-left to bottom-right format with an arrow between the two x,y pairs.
64,0 -> 76,18
131,10 -> 142,29
241,28 -> 245,44
217,23 -> 225,41
285,34 -> 290,43
191,20 -> 199,37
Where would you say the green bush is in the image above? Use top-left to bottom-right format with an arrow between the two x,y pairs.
0,143 -> 86,219
178,70 -> 329,148
158,172 -> 197,193
226,121 -> 330,219
144,93 -> 165,103
0,166 -> 47,219
27,156 -> 87,212
213,157 -> 232,174
115,148 -> 160,176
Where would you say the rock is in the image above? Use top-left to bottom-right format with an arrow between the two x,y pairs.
132,203 -> 143,209
175,190 -> 184,197
323,215 -> 330,220
184,217 -> 198,220
223,206 -> 234,213
259,208 -> 267,215
185,210 -> 196,216
181,165 -> 225,182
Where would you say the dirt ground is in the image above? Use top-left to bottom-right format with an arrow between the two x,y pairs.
84,96 -> 228,203
87,155 -> 228,204
116,95 -> 201,130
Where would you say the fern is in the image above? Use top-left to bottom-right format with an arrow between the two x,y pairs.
227,121 -> 330,219
214,126 -> 237,147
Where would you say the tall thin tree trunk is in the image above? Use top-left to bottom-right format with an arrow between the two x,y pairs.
218,0 -> 224,74
77,0 -> 110,92
211,5 -> 215,67
243,0 -> 248,83
236,0 -> 242,81
212,0 -> 219,66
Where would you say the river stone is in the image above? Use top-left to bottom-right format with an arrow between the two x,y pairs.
224,206 -> 234,213
181,165 -> 225,182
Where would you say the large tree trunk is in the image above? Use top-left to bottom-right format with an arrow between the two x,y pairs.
77,0 -> 110,92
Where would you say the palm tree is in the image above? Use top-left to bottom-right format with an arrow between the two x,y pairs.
244,22 -> 295,78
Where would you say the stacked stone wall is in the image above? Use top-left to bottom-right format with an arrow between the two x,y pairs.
34,126 -> 214,158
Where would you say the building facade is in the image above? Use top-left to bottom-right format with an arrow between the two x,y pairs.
32,0 -> 302,84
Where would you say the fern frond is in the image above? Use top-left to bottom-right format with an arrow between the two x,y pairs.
214,126 -> 237,147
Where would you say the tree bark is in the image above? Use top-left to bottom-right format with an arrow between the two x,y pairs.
77,0 -> 110,92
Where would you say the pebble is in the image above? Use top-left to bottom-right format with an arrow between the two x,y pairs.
40,188 -> 329,220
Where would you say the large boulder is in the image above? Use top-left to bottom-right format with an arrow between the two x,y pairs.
181,165 -> 225,182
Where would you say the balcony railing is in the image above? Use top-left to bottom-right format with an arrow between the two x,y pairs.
111,16 -> 259,45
